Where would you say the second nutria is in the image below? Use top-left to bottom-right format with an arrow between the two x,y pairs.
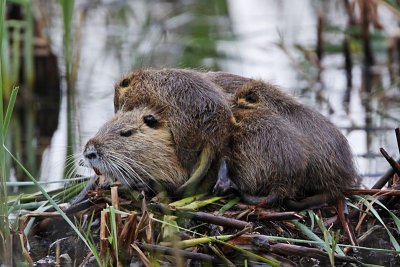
219,79 -> 360,206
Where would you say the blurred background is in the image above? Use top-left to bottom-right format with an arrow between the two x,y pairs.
3,0 -> 400,191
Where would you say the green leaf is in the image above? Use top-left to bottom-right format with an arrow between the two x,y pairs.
161,215 -> 179,241
3,87 -> 18,136
169,193 -> 207,207
354,195 -> 400,252
179,196 -> 224,210
219,196 -> 240,214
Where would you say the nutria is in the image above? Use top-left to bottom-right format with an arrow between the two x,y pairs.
213,77 -> 360,208
113,68 -> 233,195
111,69 -> 359,208
84,106 -> 189,192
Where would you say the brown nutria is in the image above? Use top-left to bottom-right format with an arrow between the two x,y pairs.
83,106 -> 189,192
112,69 -> 359,208
113,68 -> 233,195
211,76 -> 360,208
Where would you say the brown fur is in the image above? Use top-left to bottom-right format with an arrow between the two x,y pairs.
207,74 -> 360,200
114,68 -> 233,172
84,106 -> 189,191
112,69 -> 359,202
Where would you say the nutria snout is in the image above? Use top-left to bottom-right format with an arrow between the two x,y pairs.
83,106 -> 189,191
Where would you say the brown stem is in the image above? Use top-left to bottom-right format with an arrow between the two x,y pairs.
139,243 -> 220,263
380,147 -> 400,177
395,128 -> 400,155
371,159 -> 399,189
268,242 -> 359,264
337,198 -> 358,251
177,211 -> 251,230
345,188 -> 400,196
243,211 -> 304,221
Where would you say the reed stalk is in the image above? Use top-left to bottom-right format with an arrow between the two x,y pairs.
0,0 -> 12,264
59,0 -> 76,178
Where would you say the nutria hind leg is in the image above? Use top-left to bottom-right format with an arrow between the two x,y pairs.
212,158 -> 239,196
176,144 -> 213,197
284,193 -> 337,211
239,193 -> 338,211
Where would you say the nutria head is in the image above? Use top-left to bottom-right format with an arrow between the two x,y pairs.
83,106 -> 189,191
113,68 -> 234,171
233,80 -> 298,112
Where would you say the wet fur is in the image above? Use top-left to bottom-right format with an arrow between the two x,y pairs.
206,73 -> 360,200
114,68 -> 233,172
112,69 -> 360,202
84,107 -> 189,191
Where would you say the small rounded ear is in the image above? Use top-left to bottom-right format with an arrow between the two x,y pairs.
244,91 -> 258,103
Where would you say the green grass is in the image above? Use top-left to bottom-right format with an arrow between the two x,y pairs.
6,147 -> 103,265
59,0 -> 77,178
0,0 -> 12,264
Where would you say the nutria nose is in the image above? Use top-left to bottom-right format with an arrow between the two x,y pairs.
84,143 -> 98,160
85,152 -> 97,160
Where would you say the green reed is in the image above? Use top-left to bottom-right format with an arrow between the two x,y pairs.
0,1 -> 21,264
0,0 -> 11,264
2,0 -> 36,178
59,0 -> 77,178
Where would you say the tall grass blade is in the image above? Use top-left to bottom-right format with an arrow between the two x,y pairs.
354,195 -> 400,252
23,0 -> 35,89
3,87 -> 18,137
59,0 -> 77,177
5,146 -> 103,265
291,219 -> 345,255
363,195 -> 400,233
313,211 -> 343,254
109,206 -> 119,263
0,0 -> 11,264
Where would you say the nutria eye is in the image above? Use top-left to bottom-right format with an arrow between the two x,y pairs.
120,78 -> 130,87
143,115 -> 158,128
245,92 -> 258,103
120,130 -> 133,137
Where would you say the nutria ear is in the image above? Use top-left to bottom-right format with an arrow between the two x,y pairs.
244,91 -> 258,103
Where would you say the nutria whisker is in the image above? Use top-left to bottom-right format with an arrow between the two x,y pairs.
108,151 -> 157,183
107,154 -> 145,184
107,152 -> 154,192
64,153 -> 84,179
